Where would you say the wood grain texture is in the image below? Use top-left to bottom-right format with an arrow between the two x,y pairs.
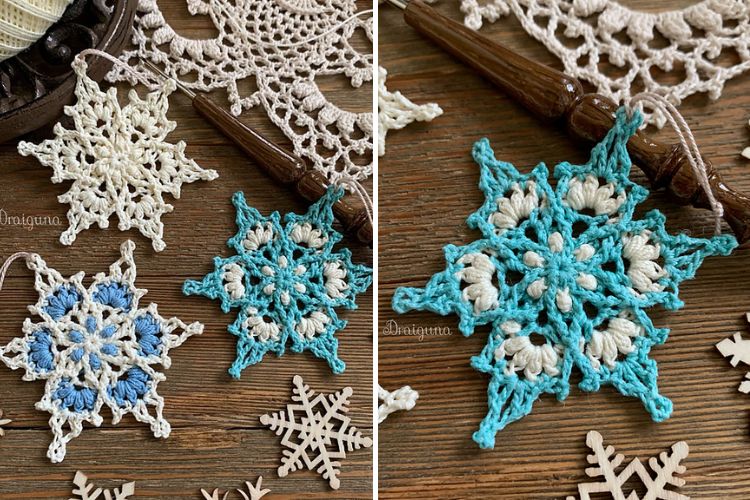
0,2 -> 373,499
378,1 -> 750,498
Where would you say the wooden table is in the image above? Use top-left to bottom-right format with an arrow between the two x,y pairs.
0,4 -> 373,499
378,1 -> 750,498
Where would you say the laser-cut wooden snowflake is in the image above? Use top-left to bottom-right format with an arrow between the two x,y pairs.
260,375 -> 372,490
201,476 -> 269,500
0,409 -> 10,437
70,471 -> 136,500
567,431 -> 689,500
717,313 -> 750,394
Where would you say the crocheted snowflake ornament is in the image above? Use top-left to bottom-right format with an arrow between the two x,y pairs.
183,188 -> 372,379
393,108 -> 737,449
109,0 -> 373,186
18,58 -> 218,252
0,241 -> 203,463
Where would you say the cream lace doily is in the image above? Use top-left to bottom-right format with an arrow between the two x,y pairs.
457,0 -> 750,127
108,0 -> 373,186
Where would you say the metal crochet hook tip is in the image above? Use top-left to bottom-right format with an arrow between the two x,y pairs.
385,0 -> 408,9
142,60 -> 197,99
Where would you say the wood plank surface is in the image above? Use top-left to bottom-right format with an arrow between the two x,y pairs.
378,1 -> 750,498
0,2 -> 374,498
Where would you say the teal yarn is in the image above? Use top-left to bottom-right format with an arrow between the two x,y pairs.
392,109 -> 737,449
183,188 -> 372,379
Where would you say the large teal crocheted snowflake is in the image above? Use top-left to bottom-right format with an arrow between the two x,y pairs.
184,188 -> 371,379
392,109 -> 737,449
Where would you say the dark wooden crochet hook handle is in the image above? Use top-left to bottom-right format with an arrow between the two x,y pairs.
191,94 -> 372,245
143,62 -> 372,245
388,0 -> 750,243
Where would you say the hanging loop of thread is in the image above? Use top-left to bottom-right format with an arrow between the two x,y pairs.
628,93 -> 724,235
76,48 -> 160,91
334,176 -> 373,229
0,252 -> 33,294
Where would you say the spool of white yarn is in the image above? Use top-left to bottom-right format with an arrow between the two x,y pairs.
0,0 -> 74,62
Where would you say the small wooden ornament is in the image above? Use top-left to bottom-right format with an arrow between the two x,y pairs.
200,477 -> 270,500
567,430 -> 689,500
716,315 -> 750,394
0,409 -> 10,437
69,471 -> 135,500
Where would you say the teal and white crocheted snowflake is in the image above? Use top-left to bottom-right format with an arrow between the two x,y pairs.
183,188 -> 372,379
393,109 -> 737,449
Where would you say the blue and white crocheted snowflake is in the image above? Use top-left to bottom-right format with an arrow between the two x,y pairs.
183,188 -> 372,379
0,241 -> 203,463
392,109 -> 737,449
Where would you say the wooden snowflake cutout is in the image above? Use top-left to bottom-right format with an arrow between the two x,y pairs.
260,375 -> 372,490
70,471 -> 135,500
0,409 -> 10,437
201,476 -> 269,500
717,313 -> 750,394
567,430 -> 689,500
17,58 -> 218,252
378,66 -> 442,156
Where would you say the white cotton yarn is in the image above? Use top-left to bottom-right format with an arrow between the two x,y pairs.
0,0 -> 73,62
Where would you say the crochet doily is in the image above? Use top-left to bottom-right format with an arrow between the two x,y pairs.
109,0 -> 373,186
18,59 -> 218,252
393,108 -> 737,449
378,66 -> 443,156
456,0 -> 750,128
0,241 -> 203,463
260,375 -> 373,490
183,188 -> 372,379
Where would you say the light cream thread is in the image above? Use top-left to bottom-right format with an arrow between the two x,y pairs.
630,93 -> 724,235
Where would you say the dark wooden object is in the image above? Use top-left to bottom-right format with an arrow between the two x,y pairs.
0,0 -> 136,143
391,0 -> 750,242
192,93 -> 373,245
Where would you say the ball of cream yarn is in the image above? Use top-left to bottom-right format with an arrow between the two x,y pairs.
0,0 -> 74,62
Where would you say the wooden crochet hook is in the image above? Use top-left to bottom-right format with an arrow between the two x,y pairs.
144,62 -> 372,245
386,0 -> 750,243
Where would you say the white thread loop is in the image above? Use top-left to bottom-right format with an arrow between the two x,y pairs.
335,177 -> 373,228
628,93 -> 724,235
0,252 -> 32,293
76,48 -> 159,90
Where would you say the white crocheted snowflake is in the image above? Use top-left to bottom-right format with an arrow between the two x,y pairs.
109,0 -> 373,186
456,0 -> 750,127
0,241 -> 203,463
378,384 -> 419,423
18,58 -> 218,252
378,66 -> 443,156
260,375 -> 372,490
